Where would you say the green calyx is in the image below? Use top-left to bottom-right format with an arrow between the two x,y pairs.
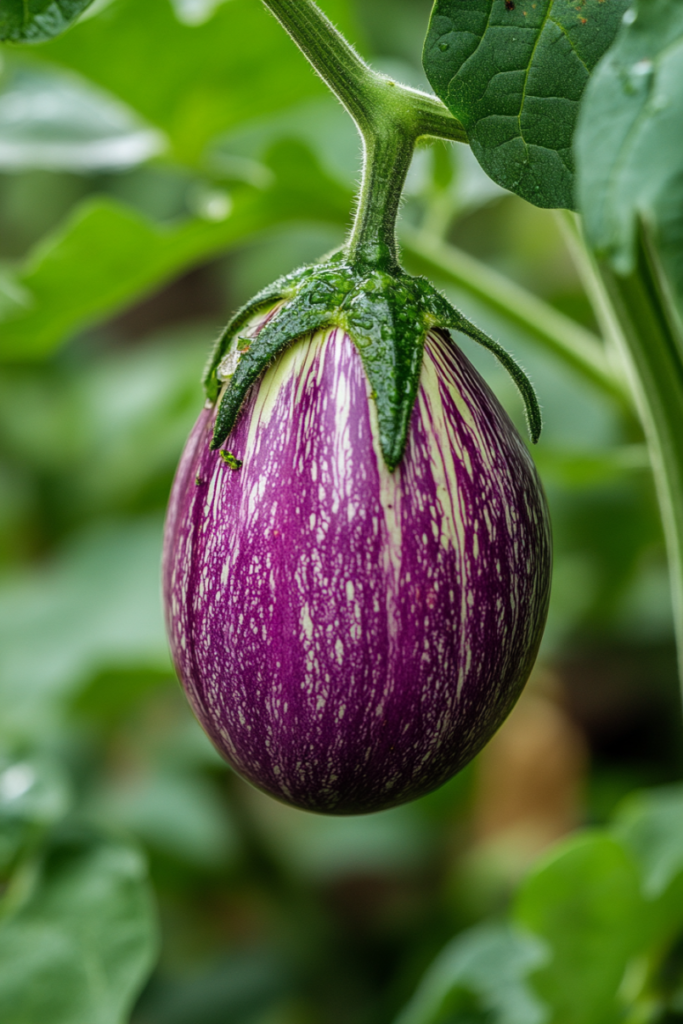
203,0 -> 541,471
205,256 -> 541,471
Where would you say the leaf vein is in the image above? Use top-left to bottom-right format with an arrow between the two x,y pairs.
449,1 -> 498,93
548,16 -> 590,76
517,0 -> 554,164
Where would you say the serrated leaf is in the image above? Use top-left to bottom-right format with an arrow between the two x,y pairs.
424,0 -> 628,209
0,0 -> 96,43
576,0 -> 683,324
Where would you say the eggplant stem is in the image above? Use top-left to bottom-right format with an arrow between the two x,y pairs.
261,0 -> 466,272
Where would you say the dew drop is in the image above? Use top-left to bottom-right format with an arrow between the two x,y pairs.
439,41 -> 449,51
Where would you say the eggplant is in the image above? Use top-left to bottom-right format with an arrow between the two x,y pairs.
163,289 -> 551,814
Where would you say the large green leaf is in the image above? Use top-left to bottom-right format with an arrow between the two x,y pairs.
0,0 -> 95,43
0,839 -> 158,1024
0,140 -> 351,360
23,0 -> 359,166
0,61 -> 165,171
514,834 -> 644,1024
576,0 -> 683,324
613,785 -> 683,947
423,0 -> 628,209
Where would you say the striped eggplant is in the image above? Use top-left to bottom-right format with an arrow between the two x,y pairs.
163,261 -> 552,814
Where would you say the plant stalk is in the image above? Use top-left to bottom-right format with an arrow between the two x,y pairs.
261,0 -> 466,271
597,227 -> 683,687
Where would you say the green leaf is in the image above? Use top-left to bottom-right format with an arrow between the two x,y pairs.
24,0 -> 360,166
575,0 -> 683,323
0,839 -> 158,1024
613,785 -> 683,946
0,518 -> 170,740
0,61 -> 165,171
0,754 -> 71,829
0,140 -> 351,360
393,923 -> 549,1024
514,833 -> 644,1024
0,0 -> 96,43
100,769 -> 238,868
0,754 -> 72,872
423,0 -> 628,209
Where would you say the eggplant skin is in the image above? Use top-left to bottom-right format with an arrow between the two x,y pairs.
163,318 -> 552,815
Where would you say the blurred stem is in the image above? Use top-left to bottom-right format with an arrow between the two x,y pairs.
261,0 -> 466,271
400,225 -> 633,408
602,234 -> 683,689
569,220 -> 683,689
555,211 -> 633,389
0,842 -> 43,923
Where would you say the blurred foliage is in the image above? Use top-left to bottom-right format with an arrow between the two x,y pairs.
0,1 -> 682,1022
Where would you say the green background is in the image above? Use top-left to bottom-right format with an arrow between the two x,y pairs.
1,1 -> 683,1022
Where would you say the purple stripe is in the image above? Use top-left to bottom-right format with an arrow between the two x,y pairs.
163,324 -> 551,814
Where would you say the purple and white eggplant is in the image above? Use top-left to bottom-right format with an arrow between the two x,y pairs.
162,0 -> 553,815
163,284 -> 551,814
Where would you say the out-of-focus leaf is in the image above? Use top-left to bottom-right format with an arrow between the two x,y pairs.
0,518 -> 170,739
0,140 -> 352,360
614,786 -> 683,899
0,840 -> 158,1024
0,265 -> 32,319
0,328 -> 207,516
0,0 -> 96,43
26,0 -> 360,166
613,785 -> 683,945
0,62 -> 165,171
139,951 -> 291,1024
0,754 -> 72,870
423,0 -> 628,209
101,770 -> 238,868
0,754 -> 71,827
68,331 -> 206,512
169,0 -> 231,27
514,834 -> 644,1024
533,445 -> 650,489
576,0 -> 683,322
247,789 -> 433,881
394,923 -> 549,1024
211,94 -> 361,190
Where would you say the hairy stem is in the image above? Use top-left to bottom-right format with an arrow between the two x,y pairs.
261,0 -> 466,270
